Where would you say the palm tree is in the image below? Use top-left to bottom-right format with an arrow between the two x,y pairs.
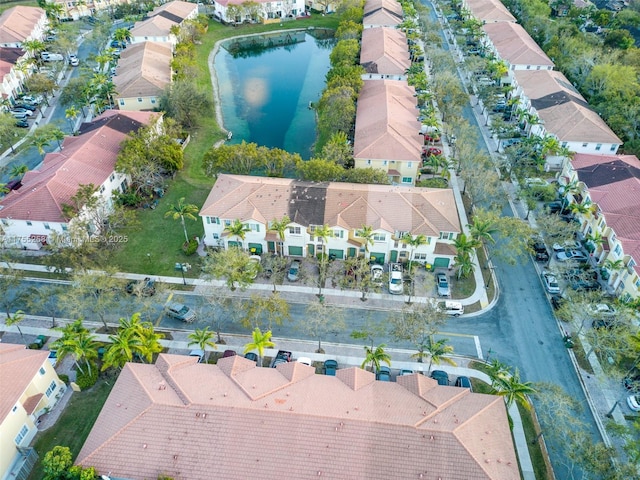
113,27 -> 131,44
356,225 -> 375,258
468,215 -> 497,247
453,251 -> 474,279
102,327 -> 141,371
31,133 -> 51,158
137,324 -> 164,363
188,327 -> 217,363
402,233 -> 428,272
65,106 -> 80,134
9,164 -> 28,180
417,337 -> 456,373
314,224 -> 333,295
269,215 -> 290,256
361,343 -> 391,372
243,327 -> 275,367
491,367 -> 536,409
48,127 -> 65,149
52,327 -> 99,376
165,197 -> 199,243
21,39 -> 46,59
5,310 -> 27,344
224,219 -> 247,248
453,233 -> 481,259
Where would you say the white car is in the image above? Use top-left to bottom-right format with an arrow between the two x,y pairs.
388,263 -> 403,295
627,394 -> 640,412
370,264 -> 384,285
296,356 -> 312,366
552,240 -> 581,252
541,271 -> 561,294
440,300 -> 464,317
556,249 -> 588,263
588,304 -> 616,316
68,54 -> 79,66
436,272 -> 451,297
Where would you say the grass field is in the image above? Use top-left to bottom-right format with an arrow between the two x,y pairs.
108,15 -> 340,276
27,377 -> 114,480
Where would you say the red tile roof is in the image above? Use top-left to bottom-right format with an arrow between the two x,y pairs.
464,0 -> 516,22
77,354 -> 518,480
483,22 -> 553,68
0,6 -> 45,44
353,80 -> 423,162
199,175 -> 461,237
0,110 -> 156,222
0,343 -> 48,420
114,41 -> 172,98
360,27 -> 410,75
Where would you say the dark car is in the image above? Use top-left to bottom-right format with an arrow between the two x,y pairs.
270,350 -> 292,367
455,375 -> 472,391
324,359 -> 338,376
13,103 -> 37,111
244,352 -> 258,363
531,239 -> 549,262
544,201 -> 564,214
430,370 -> 449,386
222,349 -> 237,358
14,119 -> 29,128
550,294 -> 564,310
623,374 -> 640,392
376,366 -> 391,381
125,277 -> 156,296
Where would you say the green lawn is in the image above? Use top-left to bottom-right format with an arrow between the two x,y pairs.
108,15 -> 340,276
27,378 -> 114,480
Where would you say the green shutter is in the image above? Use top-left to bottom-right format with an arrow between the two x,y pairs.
288,246 -> 303,256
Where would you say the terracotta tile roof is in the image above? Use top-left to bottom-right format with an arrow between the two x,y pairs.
483,23 -> 553,67
571,153 -> 640,272
77,354 -> 518,480
0,6 -> 45,44
114,41 -> 172,98
199,175 -> 461,236
0,110 -> 156,222
353,80 -> 423,162
514,70 -> 621,145
0,343 -> 48,420
0,47 -> 25,79
364,0 -> 403,16
149,0 -> 198,21
22,393 -> 44,415
465,0 -> 516,23
360,27 -> 410,75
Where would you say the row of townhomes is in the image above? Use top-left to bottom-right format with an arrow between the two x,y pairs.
113,1 -> 198,110
458,0 -> 637,300
0,111 -> 157,249
0,6 -> 48,102
200,174 -> 461,267
0,344 -> 66,480
354,0 -> 424,185
75,353 -> 519,479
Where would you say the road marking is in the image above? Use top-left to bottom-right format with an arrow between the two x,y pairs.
156,292 -> 173,327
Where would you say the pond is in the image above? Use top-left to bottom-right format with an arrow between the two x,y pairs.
214,30 -> 335,159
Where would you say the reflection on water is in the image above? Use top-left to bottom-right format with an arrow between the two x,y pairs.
215,31 -> 335,159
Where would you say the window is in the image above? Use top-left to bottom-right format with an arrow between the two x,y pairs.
395,231 -> 408,239
1,219 -> 7,226
610,145 -> 616,152
15,425 -> 28,445
536,66 -> 541,70
595,143 -> 602,151
43,223 -> 50,230
526,65 -> 531,69
119,99 -> 124,106
26,221 -> 32,226
402,177 -> 412,183
12,405 -> 17,413
39,367 -> 46,375
582,142 -> 588,147
61,225 -> 68,231
151,98 -> 156,104
439,232 -> 454,240
289,226 -> 301,235
212,233 -> 219,239
373,233 -> 386,241
332,229 -> 343,238
223,219 -> 231,226
206,217 -> 220,225
45,381 -> 57,397
414,252 -> 428,261
614,244 -> 622,256
366,159 -> 371,165
382,160 -> 387,166
561,142 -> 567,148
636,278 -> 640,289
99,185 -> 105,194
248,224 -> 260,232
137,98 -> 143,103
110,173 -> 116,182
407,162 -> 413,168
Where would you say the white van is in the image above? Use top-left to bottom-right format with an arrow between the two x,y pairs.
441,301 -> 464,317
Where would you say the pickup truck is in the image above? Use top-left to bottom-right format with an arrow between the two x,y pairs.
270,350 -> 292,368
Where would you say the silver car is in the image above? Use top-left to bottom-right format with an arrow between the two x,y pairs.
165,302 -> 196,323
436,273 -> 450,297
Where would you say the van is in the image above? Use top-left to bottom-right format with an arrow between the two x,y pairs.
441,301 -> 464,317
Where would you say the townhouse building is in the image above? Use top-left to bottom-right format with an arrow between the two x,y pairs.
200,174 -> 461,268
46,0 -> 130,21
211,0 -> 306,25
461,0 -> 516,23
0,111 -> 157,249
559,153 -> 640,301
360,26 -> 410,78
129,1 -> 199,46
363,0 -> 403,27
0,344 -> 66,480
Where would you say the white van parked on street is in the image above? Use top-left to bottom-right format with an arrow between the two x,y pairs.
441,301 -> 464,317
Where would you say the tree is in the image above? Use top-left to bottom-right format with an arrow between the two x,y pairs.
159,80 -> 212,129
241,293 -> 290,331
224,219 -> 247,248
269,216 -> 290,257
361,343 -> 391,372
389,302 -> 446,362
164,197 -> 199,243
25,283 -> 66,328
9,164 -> 28,180
5,310 -> 27,344
62,270 -> 122,330
301,301 -> 346,353
402,233 -> 428,272
313,224 -> 333,295
419,337 -> 456,373
30,128 -> 52,158
204,247 -> 258,291
24,73 -> 56,104
42,446 -> 73,480
490,366 -> 536,408
51,319 -> 98,376
244,327 -> 274,367
296,157 -> 344,182
355,225 -> 375,258
188,327 -> 217,363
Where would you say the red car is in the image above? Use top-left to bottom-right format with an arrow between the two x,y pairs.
423,134 -> 441,143
422,146 -> 442,157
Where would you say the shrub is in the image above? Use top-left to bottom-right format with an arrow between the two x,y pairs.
417,178 -> 449,188
75,364 -> 98,390
58,374 -> 70,384
183,238 -> 198,256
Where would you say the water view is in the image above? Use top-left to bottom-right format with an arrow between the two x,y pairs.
214,31 -> 335,159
